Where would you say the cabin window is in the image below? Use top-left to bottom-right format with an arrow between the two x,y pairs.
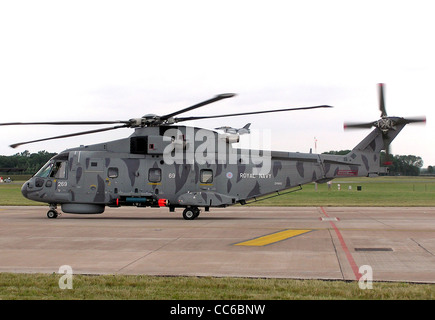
148,168 -> 162,183
108,167 -> 119,178
50,161 -> 68,179
200,169 -> 213,184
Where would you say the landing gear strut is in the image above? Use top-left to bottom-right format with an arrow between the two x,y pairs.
182,207 -> 200,220
47,204 -> 60,219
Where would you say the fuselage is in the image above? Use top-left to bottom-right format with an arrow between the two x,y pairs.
21,125 -> 389,214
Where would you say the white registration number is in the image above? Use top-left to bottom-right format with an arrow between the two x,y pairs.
57,181 -> 68,187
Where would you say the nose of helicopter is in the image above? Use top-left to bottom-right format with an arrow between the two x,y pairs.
21,181 -> 31,199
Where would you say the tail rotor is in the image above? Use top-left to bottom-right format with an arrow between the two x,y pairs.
344,83 -> 426,165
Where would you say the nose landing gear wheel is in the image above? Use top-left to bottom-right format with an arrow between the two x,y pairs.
182,207 -> 200,220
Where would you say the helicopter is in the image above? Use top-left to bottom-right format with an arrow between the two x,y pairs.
215,123 -> 251,135
0,84 -> 425,220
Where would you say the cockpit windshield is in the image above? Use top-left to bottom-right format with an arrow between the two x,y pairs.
34,153 -> 69,179
34,161 -> 54,178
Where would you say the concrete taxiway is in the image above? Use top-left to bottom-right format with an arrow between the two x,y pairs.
1,206 -> 435,283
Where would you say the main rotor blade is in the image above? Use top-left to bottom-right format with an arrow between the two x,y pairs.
10,124 -> 128,149
161,93 -> 236,120
174,105 -> 333,123
0,120 -> 129,126
379,83 -> 387,117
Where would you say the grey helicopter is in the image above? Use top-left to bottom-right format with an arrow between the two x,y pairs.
0,84 -> 425,219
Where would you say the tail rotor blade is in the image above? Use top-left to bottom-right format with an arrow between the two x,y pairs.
397,116 -> 426,125
379,83 -> 387,117
343,121 -> 375,130
382,144 -> 393,166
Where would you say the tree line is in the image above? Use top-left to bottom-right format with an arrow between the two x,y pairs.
0,150 -> 57,175
322,150 -> 425,176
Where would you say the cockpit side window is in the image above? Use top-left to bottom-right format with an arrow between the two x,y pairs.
50,161 -> 68,179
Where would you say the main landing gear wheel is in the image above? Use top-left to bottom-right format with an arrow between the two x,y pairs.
47,209 -> 59,219
182,207 -> 200,220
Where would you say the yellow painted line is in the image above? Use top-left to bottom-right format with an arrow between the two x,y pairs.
234,229 -> 312,246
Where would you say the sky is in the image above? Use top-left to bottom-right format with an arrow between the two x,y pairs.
1,0 -> 434,166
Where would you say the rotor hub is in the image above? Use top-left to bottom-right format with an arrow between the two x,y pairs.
376,118 -> 395,133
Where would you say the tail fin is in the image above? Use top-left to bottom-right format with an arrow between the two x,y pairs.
331,83 -> 425,178
320,117 -> 423,180
344,83 -> 425,169
348,120 -> 408,176
352,119 -> 407,154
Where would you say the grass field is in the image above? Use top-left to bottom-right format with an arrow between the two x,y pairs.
249,176 -> 435,207
0,182 -> 40,206
0,273 -> 434,300
1,176 -> 434,300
